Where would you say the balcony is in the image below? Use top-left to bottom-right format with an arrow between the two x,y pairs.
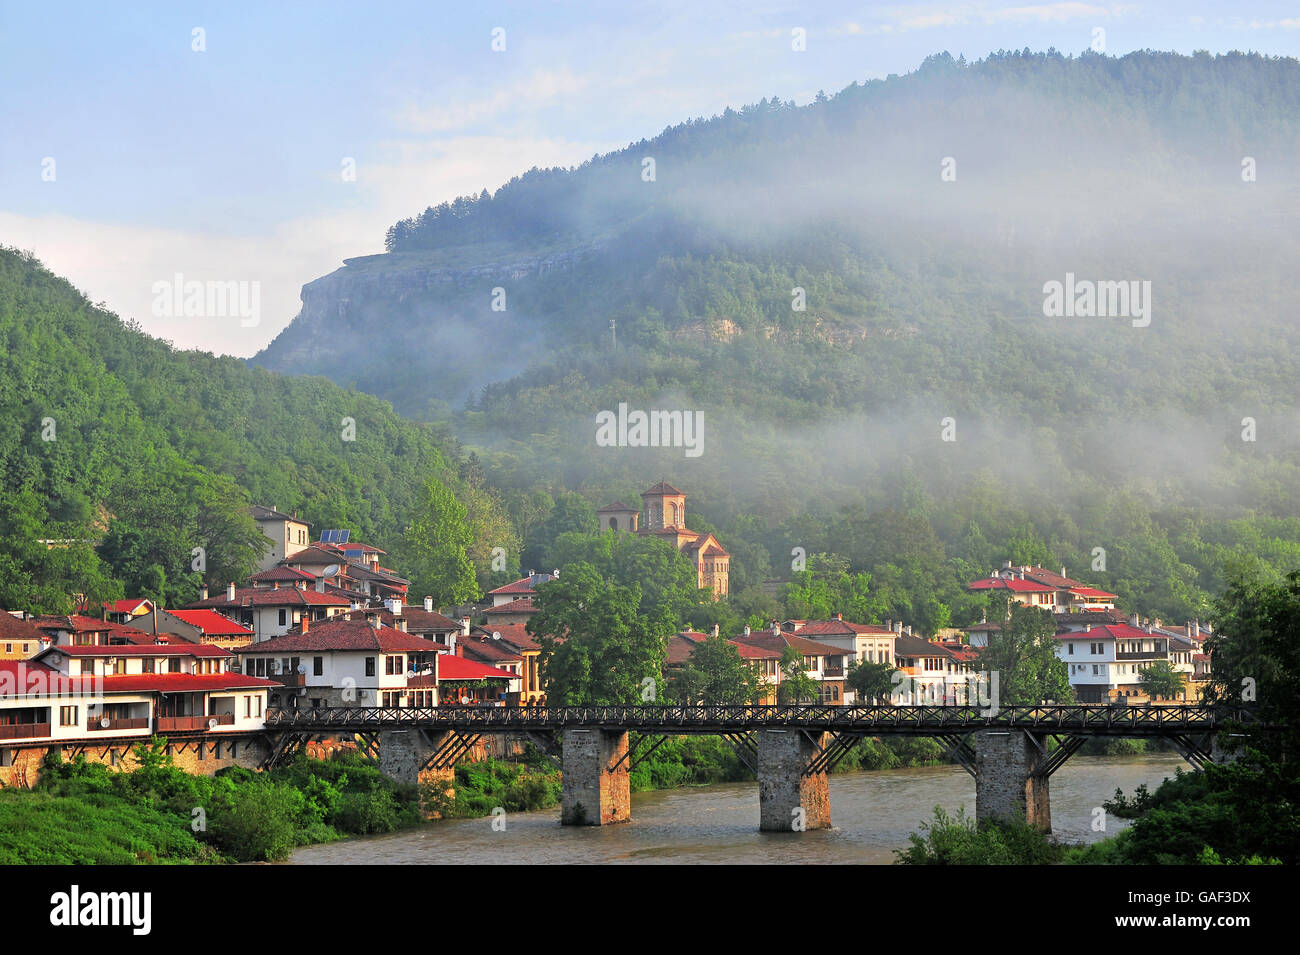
0,722 -> 51,740
822,666 -> 845,678
1116,651 -> 1168,661
87,717 -> 150,732
156,713 -> 235,732
273,673 -> 306,687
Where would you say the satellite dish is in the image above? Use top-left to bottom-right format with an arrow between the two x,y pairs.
321,564 -> 340,578
492,631 -> 501,640
208,717 -> 219,730
460,695 -> 470,705
100,717 -> 110,729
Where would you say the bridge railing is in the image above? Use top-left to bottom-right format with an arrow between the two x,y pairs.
261,702 -> 1263,732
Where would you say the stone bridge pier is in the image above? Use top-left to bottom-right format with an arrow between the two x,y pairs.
376,728 -> 448,786
974,729 -> 1051,831
757,729 -> 832,832
561,729 -> 631,825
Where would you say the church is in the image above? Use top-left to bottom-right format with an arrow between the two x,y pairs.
598,482 -> 730,598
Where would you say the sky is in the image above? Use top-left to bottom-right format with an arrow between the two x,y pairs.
2,1 -> 1298,357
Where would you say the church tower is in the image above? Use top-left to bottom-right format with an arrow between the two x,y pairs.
641,481 -> 687,531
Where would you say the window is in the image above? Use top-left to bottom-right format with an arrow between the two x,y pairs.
313,656 -> 323,676
256,658 -> 266,677
3,643 -> 9,653
59,705 -> 78,726
365,657 -> 376,677
1092,665 -> 1099,676
142,658 -> 155,673
256,696 -> 262,717
1067,643 -> 1074,654
80,659 -> 94,675
244,696 -> 251,718
278,609 -> 287,627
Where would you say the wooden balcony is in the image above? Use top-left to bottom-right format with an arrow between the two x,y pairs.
0,722 -> 51,740
87,717 -> 150,732
156,713 -> 235,732
273,673 -> 306,687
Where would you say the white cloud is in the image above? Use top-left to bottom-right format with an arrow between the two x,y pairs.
396,67 -> 590,133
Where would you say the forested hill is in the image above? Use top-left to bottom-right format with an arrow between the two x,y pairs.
0,247 -> 511,613
251,49 -> 1300,524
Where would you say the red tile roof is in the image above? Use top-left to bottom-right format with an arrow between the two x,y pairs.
402,607 -> 465,632
461,638 -> 523,664
247,567 -> 315,583
95,672 -> 280,693
484,597 -> 536,615
1069,587 -> 1118,600
103,599 -> 153,614
1052,623 -> 1153,641
967,577 -> 1054,593
233,620 -> 441,654
0,613 -> 51,642
597,501 -> 636,513
472,624 -> 540,651
488,578 -> 539,596
187,588 -> 351,609
733,630 -> 846,657
166,610 -> 254,637
42,643 -> 231,658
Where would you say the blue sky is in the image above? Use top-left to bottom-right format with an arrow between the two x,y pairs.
2,1 -> 1299,356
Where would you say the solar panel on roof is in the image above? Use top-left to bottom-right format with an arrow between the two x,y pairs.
338,529 -> 350,543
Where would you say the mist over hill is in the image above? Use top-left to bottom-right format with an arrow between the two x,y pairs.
249,50 -> 1300,623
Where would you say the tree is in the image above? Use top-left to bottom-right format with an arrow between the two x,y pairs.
977,602 -> 1073,705
1138,660 -> 1185,701
402,478 -> 479,608
775,645 -> 821,703
670,635 -> 762,704
547,530 -> 701,623
846,659 -> 899,704
528,562 -> 672,705
521,492 -> 598,571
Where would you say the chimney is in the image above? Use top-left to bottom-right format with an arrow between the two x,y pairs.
387,597 -> 403,616
1193,619 -> 1200,638
1129,612 -> 1139,627
226,582 -> 236,602
200,584 -> 208,600
743,626 -> 751,637
834,612 -> 842,621
301,615 -> 309,634
1085,623 -> 1091,632
315,577 -> 325,593
712,624 -> 719,638
1002,560 -> 1012,570
460,617 -> 471,636
771,621 -> 779,636
1061,566 -> 1066,578
1145,623 -> 1153,634
366,612 -> 380,629
424,596 -> 433,613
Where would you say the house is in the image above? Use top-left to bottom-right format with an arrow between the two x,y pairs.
30,615 -> 172,647
250,505 -> 312,573
129,609 -> 256,650
893,629 -> 965,704
185,583 -> 351,642
0,612 -> 50,660
732,624 -> 847,704
409,654 -> 519,707
102,598 -> 156,624
483,597 -> 537,627
1055,622 -> 1172,703
487,572 -> 556,608
234,616 -> 444,709
967,563 -> 1117,613
457,633 -> 526,699
468,624 -> 544,704
601,483 -> 730,598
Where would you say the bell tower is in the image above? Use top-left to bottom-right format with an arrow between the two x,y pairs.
640,481 -> 686,531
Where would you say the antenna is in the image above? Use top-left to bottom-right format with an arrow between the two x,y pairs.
610,318 -> 616,350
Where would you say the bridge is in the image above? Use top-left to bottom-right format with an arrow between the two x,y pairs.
261,703 -> 1265,832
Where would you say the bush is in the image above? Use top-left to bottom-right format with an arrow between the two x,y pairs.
896,806 -> 1066,865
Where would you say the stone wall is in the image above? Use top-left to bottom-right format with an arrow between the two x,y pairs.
560,729 -> 630,825
974,729 -> 1051,831
0,733 -> 271,788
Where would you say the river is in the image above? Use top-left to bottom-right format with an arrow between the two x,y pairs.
288,752 -> 1184,864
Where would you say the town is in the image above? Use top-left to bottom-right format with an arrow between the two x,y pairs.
0,481 -> 1212,787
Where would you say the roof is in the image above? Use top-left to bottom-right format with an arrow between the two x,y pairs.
402,607 -> 464,632
967,577 -> 1054,593
233,619 -> 441,654
665,631 -> 710,665
432,655 -> 517,682
894,633 -> 957,659
40,643 -> 231,658
103,599 -> 153,614
165,610 -> 254,637
1069,587 -> 1118,600
0,613 -> 52,643
95,672 -> 281,693
733,629 -> 846,658
247,567 -> 316,583
794,619 -> 896,638
597,501 -> 637,513
461,638 -> 524,664
187,588 -> 351,610
250,505 -> 310,525
282,545 -> 348,565
484,597 -> 537,615
1016,567 -> 1082,589
642,481 -> 684,496
1053,623 -> 1161,641
472,624 -> 540,651
488,577 -> 540,596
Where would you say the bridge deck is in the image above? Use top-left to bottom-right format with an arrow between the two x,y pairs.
263,703 -> 1263,737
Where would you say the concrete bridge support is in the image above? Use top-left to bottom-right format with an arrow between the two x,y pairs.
757,729 -> 831,832
975,730 -> 1051,831
561,729 -> 631,825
